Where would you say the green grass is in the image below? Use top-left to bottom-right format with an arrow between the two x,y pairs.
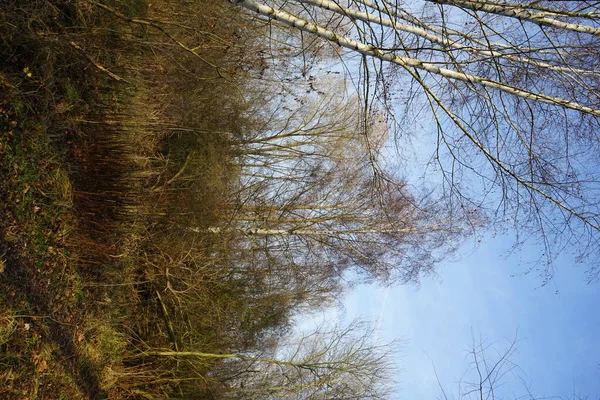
0,0 -> 137,396
0,78 -> 92,398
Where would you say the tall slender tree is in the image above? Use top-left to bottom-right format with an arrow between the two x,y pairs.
138,319 -> 398,399
205,82 -> 469,284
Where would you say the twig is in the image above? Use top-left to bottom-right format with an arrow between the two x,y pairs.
86,0 -> 226,78
69,41 -> 131,84
155,290 -> 179,352
152,152 -> 194,192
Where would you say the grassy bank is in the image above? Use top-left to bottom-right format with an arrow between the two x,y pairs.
0,0 -> 264,398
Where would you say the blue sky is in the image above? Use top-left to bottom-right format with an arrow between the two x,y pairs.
334,10 -> 600,392
280,2 -> 600,396
292,60 -> 600,398
341,233 -> 600,399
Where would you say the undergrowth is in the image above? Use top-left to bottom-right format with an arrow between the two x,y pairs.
0,0 -> 265,398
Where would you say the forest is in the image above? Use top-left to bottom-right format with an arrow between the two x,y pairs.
0,0 -> 599,398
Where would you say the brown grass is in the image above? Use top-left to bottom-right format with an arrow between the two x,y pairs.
0,0 -> 306,397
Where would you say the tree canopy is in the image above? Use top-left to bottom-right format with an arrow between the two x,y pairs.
233,0 -> 600,282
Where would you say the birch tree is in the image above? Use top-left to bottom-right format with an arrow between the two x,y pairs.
216,82 -> 468,283
232,0 -> 600,282
138,319 -> 397,399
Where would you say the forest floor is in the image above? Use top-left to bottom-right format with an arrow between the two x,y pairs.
0,0 -> 248,398
0,76 -> 107,398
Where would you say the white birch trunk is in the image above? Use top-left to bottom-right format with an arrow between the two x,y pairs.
234,0 -> 600,117
192,225 -> 450,236
430,0 -> 600,37
301,0 -> 598,76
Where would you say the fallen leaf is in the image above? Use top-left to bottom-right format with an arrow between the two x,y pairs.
37,359 -> 48,373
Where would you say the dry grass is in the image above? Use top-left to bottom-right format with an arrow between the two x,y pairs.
0,0 -> 303,397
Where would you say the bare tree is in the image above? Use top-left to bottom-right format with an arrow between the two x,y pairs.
176,79 -> 471,285
434,333 -> 592,400
231,0 -> 600,282
449,335 -> 522,400
136,319 -> 398,399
